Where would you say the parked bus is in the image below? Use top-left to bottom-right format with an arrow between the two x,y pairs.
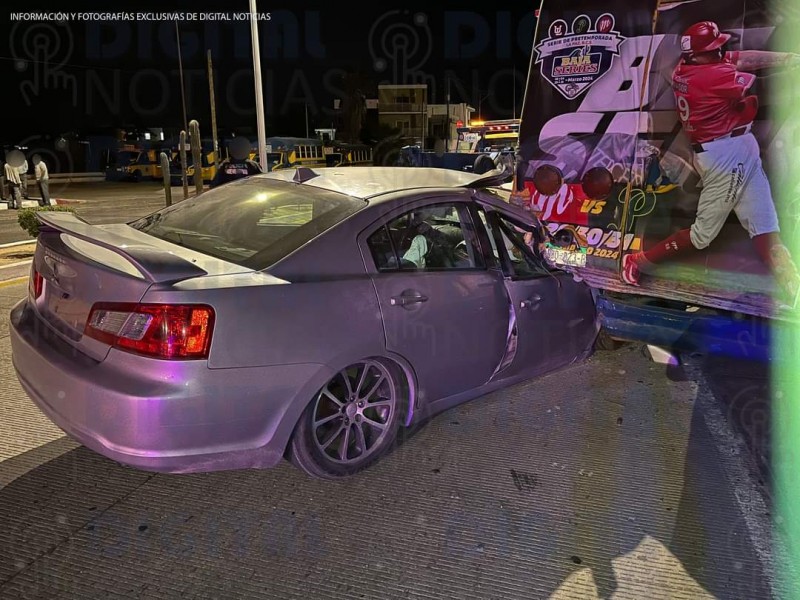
324,142 -> 373,167
265,137 -> 327,171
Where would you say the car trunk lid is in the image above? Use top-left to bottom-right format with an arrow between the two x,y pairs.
31,211 -> 229,362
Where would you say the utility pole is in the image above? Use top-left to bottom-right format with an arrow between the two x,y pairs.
305,103 -> 309,138
176,22 -> 189,195
250,0 -> 267,170
207,50 -> 220,174
477,90 -> 488,122
420,88 -> 425,151
446,77 -> 451,152
512,66 -> 517,120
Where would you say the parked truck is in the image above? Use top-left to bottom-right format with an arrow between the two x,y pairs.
509,0 -> 800,360
398,119 -> 518,175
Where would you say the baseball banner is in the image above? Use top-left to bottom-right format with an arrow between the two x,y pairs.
518,0 -> 800,316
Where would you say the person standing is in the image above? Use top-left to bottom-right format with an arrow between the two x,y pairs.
4,160 -> 21,209
0,159 -> 6,203
622,20 -> 800,308
17,156 -> 29,200
209,137 -> 261,188
33,155 -> 50,206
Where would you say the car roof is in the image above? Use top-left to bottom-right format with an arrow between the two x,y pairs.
254,167 -> 498,200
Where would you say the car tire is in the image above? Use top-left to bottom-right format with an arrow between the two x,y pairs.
289,358 -> 406,480
131,170 -> 142,182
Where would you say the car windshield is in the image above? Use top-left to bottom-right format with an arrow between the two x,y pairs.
129,178 -> 366,269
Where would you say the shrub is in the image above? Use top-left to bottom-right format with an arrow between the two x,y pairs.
17,205 -> 77,238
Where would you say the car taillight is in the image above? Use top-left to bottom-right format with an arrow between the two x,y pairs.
85,303 -> 215,360
31,267 -> 43,299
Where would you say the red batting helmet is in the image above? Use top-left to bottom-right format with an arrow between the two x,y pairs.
680,21 -> 731,55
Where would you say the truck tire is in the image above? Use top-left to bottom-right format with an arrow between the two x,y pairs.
595,329 -> 624,351
473,154 -> 495,175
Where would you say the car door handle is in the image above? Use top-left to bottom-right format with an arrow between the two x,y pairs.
390,293 -> 428,306
520,294 -> 542,309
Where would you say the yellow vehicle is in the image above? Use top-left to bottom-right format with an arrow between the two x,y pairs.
455,119 -> 520,153
265,137 -> 327,172
171,150 -> 225,185
186,150 -> 220,183
105,149 -> 172,182
325,142 -> 373,167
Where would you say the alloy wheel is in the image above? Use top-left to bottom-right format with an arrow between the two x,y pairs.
311,360 -> 397,465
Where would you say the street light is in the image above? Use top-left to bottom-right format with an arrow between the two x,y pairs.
175,23 -> 189,136
250,0 -> 267,169
175,22 -> 189,198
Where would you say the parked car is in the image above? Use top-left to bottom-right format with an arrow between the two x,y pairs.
10,167 -> 599,479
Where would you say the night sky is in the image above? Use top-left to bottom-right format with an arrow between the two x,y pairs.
1,1 -> 538,145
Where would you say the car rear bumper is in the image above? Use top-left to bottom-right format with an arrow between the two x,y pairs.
10,300 -> 330,473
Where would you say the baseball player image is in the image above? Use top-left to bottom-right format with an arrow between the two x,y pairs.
622,20 -> 800,307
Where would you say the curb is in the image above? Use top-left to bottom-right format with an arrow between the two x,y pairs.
0,198 -> 84,211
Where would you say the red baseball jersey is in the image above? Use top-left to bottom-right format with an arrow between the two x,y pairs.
672,51 -> 758,144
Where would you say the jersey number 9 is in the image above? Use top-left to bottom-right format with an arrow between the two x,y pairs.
677,96 -> 691,123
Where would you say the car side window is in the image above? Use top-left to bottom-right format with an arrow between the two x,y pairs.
476,207 -> 550,279
368,203 -> 485,272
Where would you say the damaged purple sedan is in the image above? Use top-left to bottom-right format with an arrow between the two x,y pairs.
10,167 -> 599,479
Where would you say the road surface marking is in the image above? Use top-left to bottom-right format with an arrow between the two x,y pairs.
0,276 -> 27,288
0,260 -> 32,271
683,359 -> 781,598
0,240 -> 35,249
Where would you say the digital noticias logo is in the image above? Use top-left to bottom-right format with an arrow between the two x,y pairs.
536,13 -> 626,100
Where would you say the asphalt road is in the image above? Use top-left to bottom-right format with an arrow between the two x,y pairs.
0,182 -> 183,245
0,279 -> 776,600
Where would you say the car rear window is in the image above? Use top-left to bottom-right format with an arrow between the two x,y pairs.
129,177 -> 365,269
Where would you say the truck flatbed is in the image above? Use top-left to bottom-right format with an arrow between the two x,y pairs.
570,265 -> 785,320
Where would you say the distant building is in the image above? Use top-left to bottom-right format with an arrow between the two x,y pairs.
378,84 -> 428,145
427,103 -> 475,151
377,84 -> 476,151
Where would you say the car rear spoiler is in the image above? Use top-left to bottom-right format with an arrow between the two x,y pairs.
36,211 -> 208,283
